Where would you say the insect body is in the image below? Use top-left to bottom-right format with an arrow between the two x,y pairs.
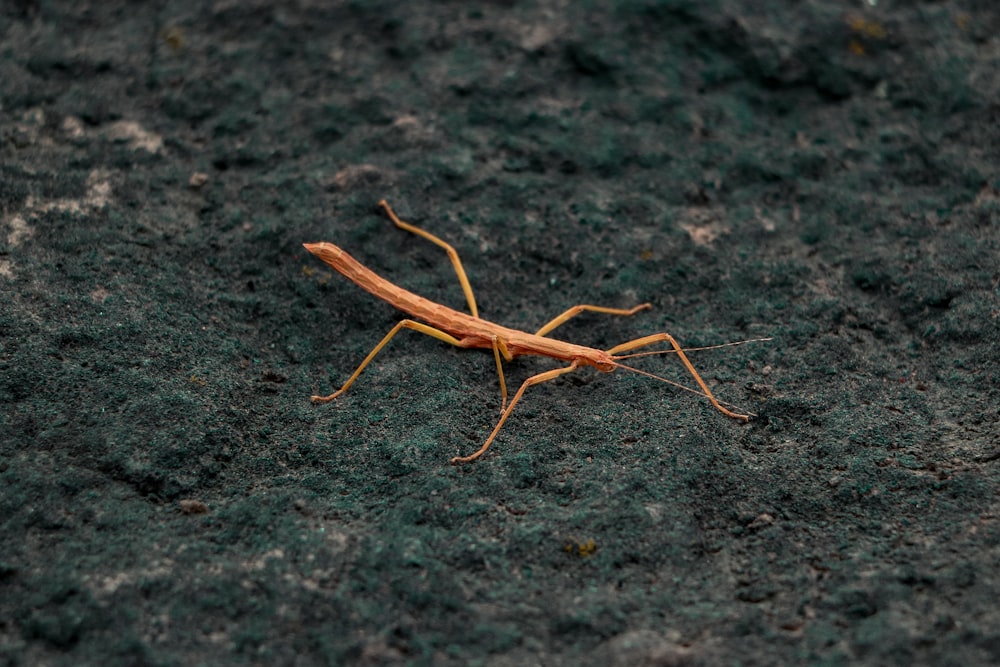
304,200 -> 761,463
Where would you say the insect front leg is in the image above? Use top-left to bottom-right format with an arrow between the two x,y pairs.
451,362 -> 580,465
607,333 -> 749,422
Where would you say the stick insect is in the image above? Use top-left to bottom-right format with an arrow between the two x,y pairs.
304,200 -> 766,464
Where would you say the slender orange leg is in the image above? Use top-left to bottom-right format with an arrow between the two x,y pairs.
306,201 -> 767,463
535,303 -> 652,337
311,319 -> 465,403
379,200 -> 513,413
608,333 -> 749,422
451,363 -> 580,464
379,200 -> 480,318
489,335 -> 513,413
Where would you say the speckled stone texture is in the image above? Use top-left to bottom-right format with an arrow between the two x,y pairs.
1,1 -> 998,665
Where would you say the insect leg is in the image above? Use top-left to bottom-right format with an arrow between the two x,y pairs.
379,200 -> 480,318
607,333 -> 749,422
490,335 -> 513,413
535,303 -> 651,337
451,362 -> 579,464
310,319 -> 465,404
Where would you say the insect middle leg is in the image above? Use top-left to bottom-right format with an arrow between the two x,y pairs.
311,319 -> 466,403
489,335 -> 513,413
535,303 -> 652,337
607,333 -> 749,421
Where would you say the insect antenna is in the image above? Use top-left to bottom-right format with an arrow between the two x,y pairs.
613,336 -> 773,361
610,360 -> 756,417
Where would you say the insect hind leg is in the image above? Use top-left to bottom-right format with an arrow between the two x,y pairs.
311,319 -> 464,404
379,200 -> 481,319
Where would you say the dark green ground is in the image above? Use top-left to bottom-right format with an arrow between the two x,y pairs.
1,1 -> 998,665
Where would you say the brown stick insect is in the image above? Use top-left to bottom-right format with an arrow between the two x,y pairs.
304,200 -> 767,464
